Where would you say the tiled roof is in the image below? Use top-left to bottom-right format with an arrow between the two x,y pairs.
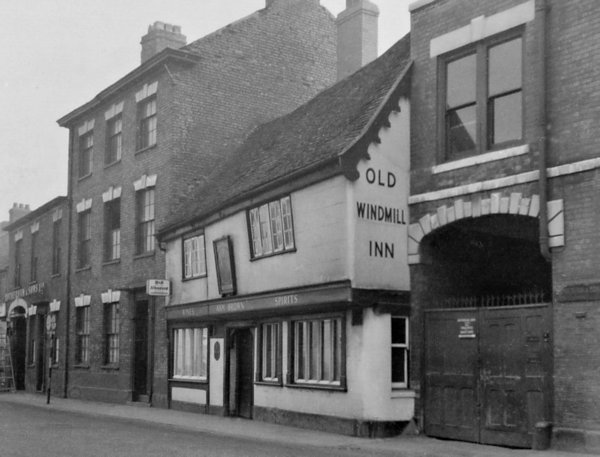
160,33 -> 412,235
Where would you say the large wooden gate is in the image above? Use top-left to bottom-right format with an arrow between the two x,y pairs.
424,303 -> 552,448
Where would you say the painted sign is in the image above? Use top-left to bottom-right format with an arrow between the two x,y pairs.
4,282 -> 45,302
458,318 -> 476,339
351,100 -> 410,290
167,283 -> 352,320
146,279 -> 171,296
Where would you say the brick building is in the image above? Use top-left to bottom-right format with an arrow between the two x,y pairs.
1,198 -> 68,395
407,0 -> 600,451
56,0 -> 338,407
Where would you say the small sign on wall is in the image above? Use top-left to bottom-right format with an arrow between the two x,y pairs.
146,279 -> 170,296
458,318 -> 476,338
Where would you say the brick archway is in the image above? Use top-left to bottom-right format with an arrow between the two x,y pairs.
408,192 -> 564,264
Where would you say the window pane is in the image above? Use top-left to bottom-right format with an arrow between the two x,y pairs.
249,209 -> 262,256
259,204 -> 272,254
447,105 -> 477,157
391,347 -> 407,384
310,321 -> 320,380
322,320 -> 332,381
489,91 -> 522,145
488,38 -> 522,97
446,53 -> 476,109
391,317 -> 407,345
295,322 -> 305,380
281,197 -> 294,249
269,202 -> 284,252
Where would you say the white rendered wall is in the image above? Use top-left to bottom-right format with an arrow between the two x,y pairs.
167,176 -> 349,303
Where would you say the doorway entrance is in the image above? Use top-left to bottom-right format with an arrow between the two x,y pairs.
418,215 -> 553,448
133,298 -> 151,402
8,309 -> 26,390
227,328 -> 254,418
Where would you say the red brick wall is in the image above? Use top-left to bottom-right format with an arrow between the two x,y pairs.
408,0 -> 600,440
63,0 -> 336,405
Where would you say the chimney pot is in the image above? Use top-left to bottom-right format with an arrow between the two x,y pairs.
336,0 -> 379,81
9,203 -> 31,222
141,21 -> 187,64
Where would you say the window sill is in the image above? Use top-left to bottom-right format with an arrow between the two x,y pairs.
101,364 -> 120,371
135,143 -> 157,155
286,382 -> 346,392
51,273 -> 61,278
78,173 -> 92,182
433,144 -> 529,174
104,159 -> 122,170
134,251 -> 155,260
250,247 -> 297,262
169,378 -> 208,385
102,259 -> 121,267
73,364 -> 90,370
75,266 -> 92,273
255,380 -> 283,387
391,389 -> 416,399
182,274 -> 208,282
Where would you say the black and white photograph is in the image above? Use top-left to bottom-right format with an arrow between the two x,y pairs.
0,0 -> 598,455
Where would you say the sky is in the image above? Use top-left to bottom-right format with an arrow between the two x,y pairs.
0,0 -> 411,221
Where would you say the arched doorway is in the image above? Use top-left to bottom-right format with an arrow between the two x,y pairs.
7,301 -> 27,391
417,214 -> 553,448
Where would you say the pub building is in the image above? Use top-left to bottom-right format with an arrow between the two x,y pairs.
157,36 -> 414,436
1,197 -> 68,395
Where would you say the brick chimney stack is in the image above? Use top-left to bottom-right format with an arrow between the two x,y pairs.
336,0 -> 379,81
8,203 -> 30,223
141,22 -> 187,64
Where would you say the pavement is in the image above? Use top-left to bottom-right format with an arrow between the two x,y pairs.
0,392 -> 592,457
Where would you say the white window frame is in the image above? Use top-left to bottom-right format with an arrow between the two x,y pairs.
260,322 -> 280,382
173,327 -> 208,381
391,316 -> 409,389
248,196 -> 295,259
183,234 -> 207,279
293,317 -> 342,387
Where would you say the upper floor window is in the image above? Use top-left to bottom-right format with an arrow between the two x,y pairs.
183,234 -> 206,279
30,231 -> 38,283
78,130 -> 94,178
138,96 -> 157,150
52,219 -> 61,275
104,199 -> 121,261
248,196 -> 294,259
105,114 -> 123,165
14,238 -> 22,288
77,210 -> 91,268
136,188 -> 155,254
443,34 -> 523,160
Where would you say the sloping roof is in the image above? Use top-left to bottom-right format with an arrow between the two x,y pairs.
160,33 -> 412,236
57,6 -> 284,127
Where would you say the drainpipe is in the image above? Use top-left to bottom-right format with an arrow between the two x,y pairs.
63,126 -> 74,398
537,0 -> 551,262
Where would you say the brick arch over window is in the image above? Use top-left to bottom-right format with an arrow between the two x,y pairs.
408,192 -> 564,264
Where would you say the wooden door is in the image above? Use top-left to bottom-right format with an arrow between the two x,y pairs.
228,328 -> 254,418
424,309 -> 479,442
424,305 -> 551,448
479,305 -> 551,447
